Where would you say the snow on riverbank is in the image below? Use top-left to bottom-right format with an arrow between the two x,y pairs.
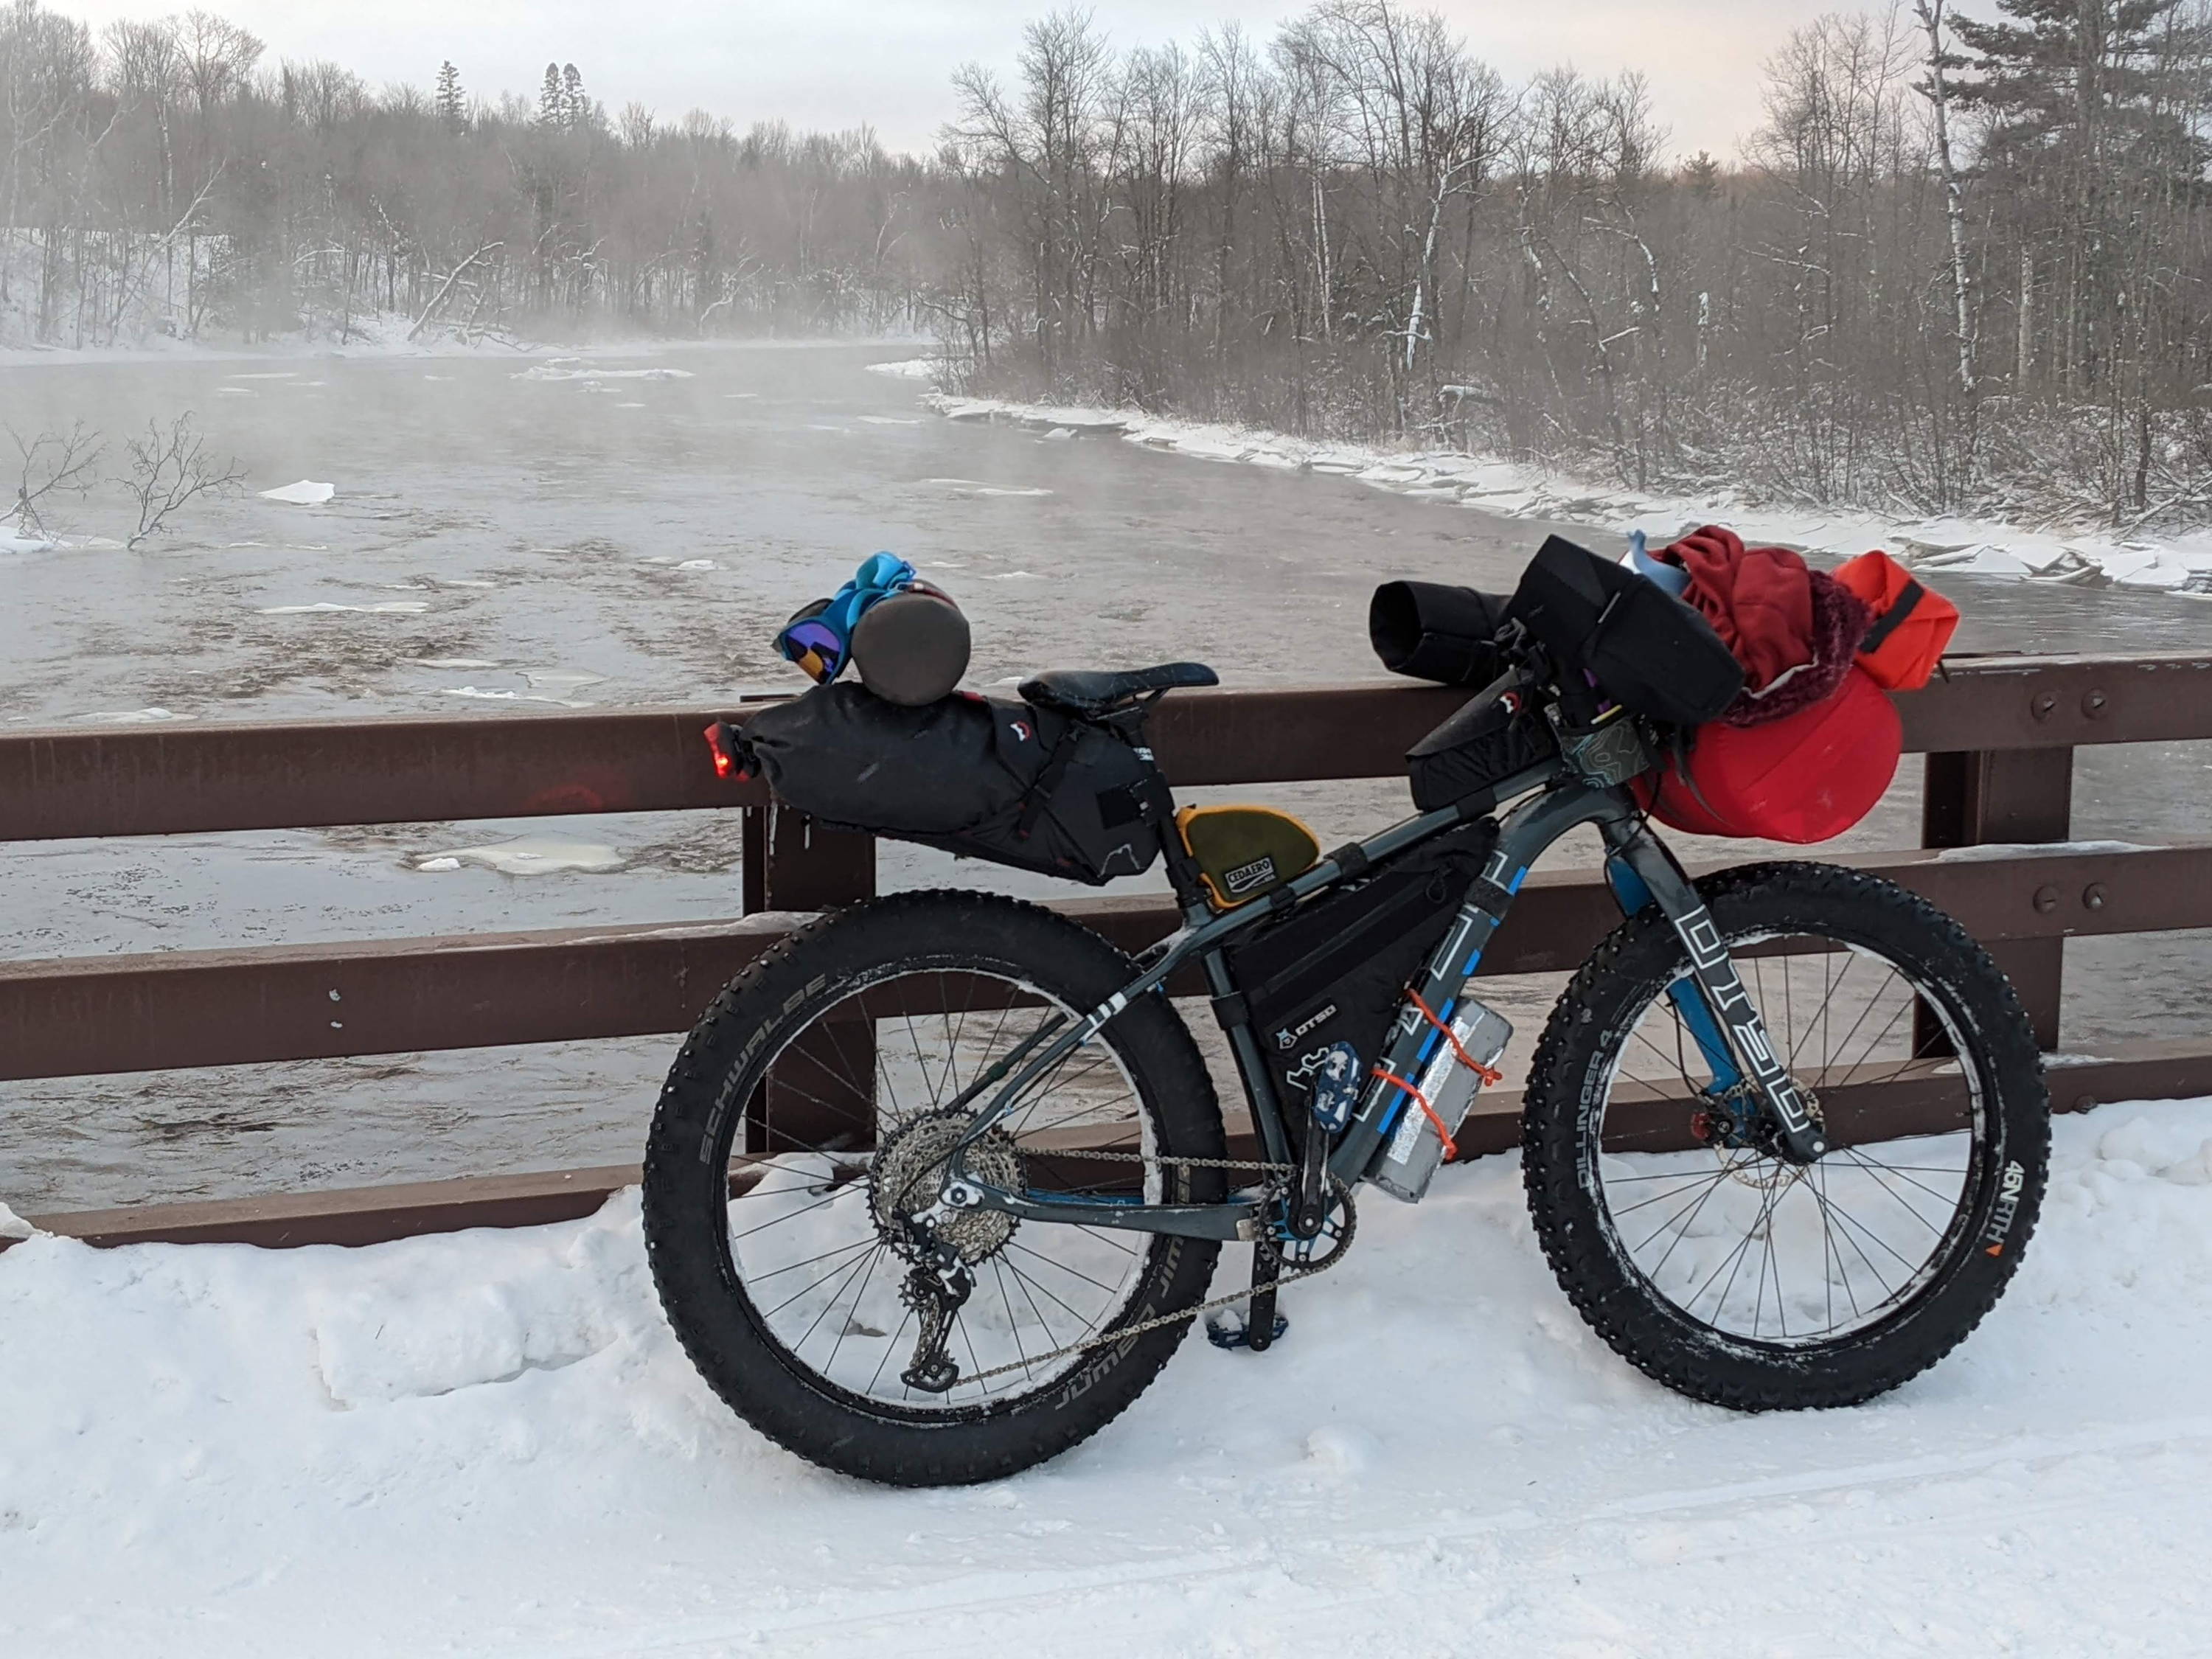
6,1095 -> 2212,1655
2,327 -> 927,372
928,389 -> 2212,598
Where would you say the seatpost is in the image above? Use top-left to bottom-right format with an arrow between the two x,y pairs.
1113,693 -> 1211,921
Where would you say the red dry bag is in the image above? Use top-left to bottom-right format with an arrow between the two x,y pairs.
1637,667 -> 1901,844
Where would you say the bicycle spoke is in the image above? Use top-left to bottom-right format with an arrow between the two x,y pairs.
731,1183 -> 863,1240
1005,1239 -> 1122,1299
705,961 -> 1162,1415
1596,912 -> 1992,1351
824,1245 -> 887,1382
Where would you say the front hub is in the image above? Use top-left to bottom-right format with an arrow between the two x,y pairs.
1691,1083 -> 1827,1166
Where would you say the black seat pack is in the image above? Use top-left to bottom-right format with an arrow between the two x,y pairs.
1227,818 -> 1498,1127
739,684 -> 1159,885
1368,580 -> 1511,685
1506,536 -> 1742,726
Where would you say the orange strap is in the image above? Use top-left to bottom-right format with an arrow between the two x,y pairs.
1370,1065 -> 1458,1164
1406,990 -> 1505,1088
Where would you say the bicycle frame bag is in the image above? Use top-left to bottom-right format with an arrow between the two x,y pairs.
1833,550 -> 1958,692
1369,580 -> 1512,685
737,684 -> 1158,885
1404,679 -> 1559,812
1225,818 -> 1498,1129
1635,666 -> 1900,844
1506,536 -> 1743,726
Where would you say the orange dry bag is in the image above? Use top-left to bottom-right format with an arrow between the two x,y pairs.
1834,551 -> 1958,692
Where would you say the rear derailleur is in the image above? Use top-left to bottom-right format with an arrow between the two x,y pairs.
895,1228 -> 974,1394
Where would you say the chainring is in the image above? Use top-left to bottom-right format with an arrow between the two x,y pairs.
1262,1179 -> 1357,1273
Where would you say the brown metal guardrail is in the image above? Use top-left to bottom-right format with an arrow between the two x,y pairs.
7,651 -> 2212,1251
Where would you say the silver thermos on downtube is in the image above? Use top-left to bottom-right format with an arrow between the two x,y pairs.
1358,903 -> 1514,1203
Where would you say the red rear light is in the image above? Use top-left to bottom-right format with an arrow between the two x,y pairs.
703,720 -> 740,780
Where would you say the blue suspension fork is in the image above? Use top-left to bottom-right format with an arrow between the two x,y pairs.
1601,823 -> 1829,1164
1604,856 -> 1743,1095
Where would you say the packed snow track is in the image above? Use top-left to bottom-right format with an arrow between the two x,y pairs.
4,1096 -> 2210,1655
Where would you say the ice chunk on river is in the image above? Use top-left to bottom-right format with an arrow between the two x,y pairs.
74,707 -> 192,723
260,480 -> 335,505
421,838 -> 627,875
513,361 -> 695,383
259,601 -> 428,615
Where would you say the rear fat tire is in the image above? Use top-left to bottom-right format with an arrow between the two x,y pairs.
642,889 -> 1226,1486
1520,862 -> 2051,1411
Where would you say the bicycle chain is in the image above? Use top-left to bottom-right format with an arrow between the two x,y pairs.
932,1148 -> 1355,1388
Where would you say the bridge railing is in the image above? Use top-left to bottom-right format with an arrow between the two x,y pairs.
6,651 -> 2211,1250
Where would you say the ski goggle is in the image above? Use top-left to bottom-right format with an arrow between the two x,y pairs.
775,601 -> 846,684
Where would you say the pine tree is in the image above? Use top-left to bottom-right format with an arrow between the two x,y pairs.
1954,0 -> 2209,184
562,63 -> 586,131
1952,0 -> 2212,397
538,62 -> 565,127
434,60 -> 465,132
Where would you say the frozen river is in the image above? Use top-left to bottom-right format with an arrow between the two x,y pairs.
3,341 -> 2210,1211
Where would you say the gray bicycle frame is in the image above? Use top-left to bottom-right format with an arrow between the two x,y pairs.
933,764 -> 1827,1244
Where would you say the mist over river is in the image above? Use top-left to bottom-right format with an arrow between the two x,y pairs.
4,341 -> 2208,1211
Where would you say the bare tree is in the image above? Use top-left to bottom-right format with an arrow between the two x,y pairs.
119,414 -> 243,548
5,0 -> 2212,527
1917,1 -> 1976,397
7,420 -> 105,540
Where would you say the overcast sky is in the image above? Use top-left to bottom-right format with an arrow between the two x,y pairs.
50,0 -> 1910,161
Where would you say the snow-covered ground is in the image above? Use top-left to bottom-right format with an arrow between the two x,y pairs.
5,1094 -> 2211,1656
923,384 -> 2212,598
0,319 -> 924,372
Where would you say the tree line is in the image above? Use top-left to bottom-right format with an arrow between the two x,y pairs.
4,0 -> 2211,525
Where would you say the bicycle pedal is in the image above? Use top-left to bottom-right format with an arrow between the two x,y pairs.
1204,1309 -> 1290,1352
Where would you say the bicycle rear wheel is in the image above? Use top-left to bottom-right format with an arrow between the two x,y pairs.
1521,862 -> 2049,1410
642,890 -> 1226,1486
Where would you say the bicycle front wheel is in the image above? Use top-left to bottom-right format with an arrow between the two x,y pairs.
1521,861 -> 2049,1411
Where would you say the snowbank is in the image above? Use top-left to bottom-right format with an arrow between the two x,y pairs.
0,310 -> 542,367
6,1095 -> 2212,1655
929,392 -> 2212,598
864,355 -> 942,380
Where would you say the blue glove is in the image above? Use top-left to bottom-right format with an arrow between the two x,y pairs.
775,552 -> 917,683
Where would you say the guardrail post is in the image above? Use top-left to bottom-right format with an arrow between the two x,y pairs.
740,804 -> 878,1153
1921,748 -> 2073,1048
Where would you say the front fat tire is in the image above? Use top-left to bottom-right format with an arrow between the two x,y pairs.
1520,862 -> 2051,1412
642,890 -> 1226,1486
